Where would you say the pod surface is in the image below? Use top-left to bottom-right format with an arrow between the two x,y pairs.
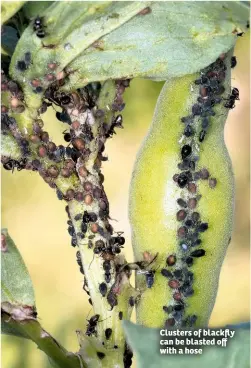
129,66 -> 235,327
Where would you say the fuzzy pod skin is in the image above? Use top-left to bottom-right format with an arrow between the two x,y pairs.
129,52 -> 235,328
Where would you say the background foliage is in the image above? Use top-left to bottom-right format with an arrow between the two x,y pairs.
1,34 -> 250,368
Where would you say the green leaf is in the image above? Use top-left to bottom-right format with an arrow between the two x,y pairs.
1,228 -> 36,339
10,1 -> 150,96
123,321 -> 250,368
1,228 -> 35,307
1,26 -> 19,56
22,1 -> 53,19
1,230 -> 84,366
1,1 -> 26,25
10,1 -> 249,96
9,1 -> 250,92
64,1 -> 249,88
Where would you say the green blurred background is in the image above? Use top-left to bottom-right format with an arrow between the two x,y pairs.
1,35 -> 250,367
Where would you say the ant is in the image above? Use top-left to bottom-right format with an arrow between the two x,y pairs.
86,314 -> 100,336
3,158 -> 27,172
78,86 -> 97,110
85,313 -> 110,336
44,86 -> 72,109
224,87 -> 240,109
120,253 -> 159,289
33,16 -> 46,38
108,232 -> 125,254
137,264 -> 160,288
105,115 -> 123,138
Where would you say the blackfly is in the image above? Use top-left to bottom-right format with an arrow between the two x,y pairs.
63,130 -> 72,143
99,282 -> 107,297
199,130 -> 206,143
190,249 -> 206,258
97,352 -> 105,360
107,289 -> 118,310
16,52 -> 32,72
56,111 -> 71,124
181,144 -> 192,160
231,56 -> 237,69
103,260 -> 112,284
128,296 -> 135,307
177,172 -> 189,188
105,328 -> 112,340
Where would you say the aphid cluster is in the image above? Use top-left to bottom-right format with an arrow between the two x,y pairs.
183,57 -> 226,143
32,76 -> 129,356
163,54 -> 235,328
16,52 -> 32,72
112,79 -> 131,112
2,42 -> 132,364
1,74 -> 32,170
162,253 -> 199,327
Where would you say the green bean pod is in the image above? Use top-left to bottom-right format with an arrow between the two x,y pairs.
129,52 -> 235,328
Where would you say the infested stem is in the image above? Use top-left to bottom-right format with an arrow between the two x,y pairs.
2,74 -> 136,367
64,81 -> 135,364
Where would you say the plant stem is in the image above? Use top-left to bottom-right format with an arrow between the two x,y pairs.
2,312 -> 84,368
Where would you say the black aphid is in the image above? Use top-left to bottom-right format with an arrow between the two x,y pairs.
128,296 -> 135,307
177,198 -> 187,208
107,289 -> 118,310
163,305 -> 173,314
161,269 -> 172,278
177,173 -> 189,188
231,56 -> 237,68
185,257 -> 193,267
99,282 -> 107,297
190,249 -> 206,258
97,352 -> 105,360
199,130 -> 206,142
184,125 -> 194,137
181,145 -> 192,160
105,328 -> 112,340
198,223 -> 208,232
